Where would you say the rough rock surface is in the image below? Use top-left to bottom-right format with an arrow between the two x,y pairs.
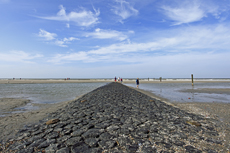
0,83 -> 226,152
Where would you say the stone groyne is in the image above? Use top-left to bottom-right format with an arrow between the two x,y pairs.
0,82 -> 225,152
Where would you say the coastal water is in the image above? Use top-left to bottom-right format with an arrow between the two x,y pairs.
1,81 -> 230,115
0,83 -> 107,104
0,83 -> 107,115
125,82 -> 230,103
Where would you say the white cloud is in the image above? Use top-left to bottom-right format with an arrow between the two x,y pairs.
85,28 -> 128,41
48,52 -> 93,64
38,29 -> 57,40
37,29 -> 78,47
0,51 -> 43,63
161,0 -> 220,25
66,23 -> 70,28
38,5 -> 100,27
54,40 -> 67,47
112,0 -> 138,22
63,37 -> 79,42
48,23 -> 230,64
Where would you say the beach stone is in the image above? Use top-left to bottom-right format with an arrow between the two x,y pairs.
71,142 -> 89,153
56,147 -> 70,153
57,135 -> 71,143
16,148 -> 34,153
65,137 -> 82,146
98,140 -> 117,149
45,144 -> 59,153
82,129 -> 104,139
46,119 -> 60,125
28,138 -> 45,148
37,139 -> 56,149
84,138 -> 99,147
125,144 -> 139,152
185,145 -> 202,153
45,131 -> 59,139
71,129 -> 84,136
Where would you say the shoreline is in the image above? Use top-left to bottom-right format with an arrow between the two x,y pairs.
1,79 -> 230,84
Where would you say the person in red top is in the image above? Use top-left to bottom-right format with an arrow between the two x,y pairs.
115,77 -> 117,82
121,78 -> 123,83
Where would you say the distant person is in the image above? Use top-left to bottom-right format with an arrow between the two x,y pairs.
115,77 -> 117,82
118,77 -> 120,82
121,78 -> 123,83
136,78 -> 139,88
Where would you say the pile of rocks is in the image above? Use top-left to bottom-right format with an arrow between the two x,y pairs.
0,82 -> 226,152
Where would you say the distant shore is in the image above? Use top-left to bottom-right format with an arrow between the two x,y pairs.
1,78 -> 230,84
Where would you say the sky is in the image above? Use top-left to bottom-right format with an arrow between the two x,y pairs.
0,0 -> 230,78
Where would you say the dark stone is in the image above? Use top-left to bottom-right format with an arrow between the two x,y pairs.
37,139 -> 56,149
71,129 -> 84,136
45,144 -> 59,153
65,137 -> 82,146
82,129 -> 103,139
56,147 -> 70,153
185,145 -> 202,153
99,132 -> 114,140
45,132 -> 59,139
142,146 -> 157,153
84,138 -> 99,147
117,137 -> 132,146
125,144 -> 139,152
16,148 -> 34,153
173,140 -> 185,146
57,135 -> 71,143
71,142 -> 89,153
28,138 -> 45,148
98,140 -> 117,149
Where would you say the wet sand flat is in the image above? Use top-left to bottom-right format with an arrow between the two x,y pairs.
0,97 -> 80,142
181,88 -> 230,94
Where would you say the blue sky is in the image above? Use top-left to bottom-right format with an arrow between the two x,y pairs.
1,0 -> 230,78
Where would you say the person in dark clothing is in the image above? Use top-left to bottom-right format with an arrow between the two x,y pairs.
136,78 -> 139,88
115,77 -> 117,82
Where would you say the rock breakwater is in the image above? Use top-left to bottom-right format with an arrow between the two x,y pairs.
0,82 -> 226,152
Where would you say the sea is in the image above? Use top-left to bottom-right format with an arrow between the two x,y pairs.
124,82 -> 230,103
0,78 -> 230,115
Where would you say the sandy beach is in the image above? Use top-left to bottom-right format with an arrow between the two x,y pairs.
0,80 -> 230,150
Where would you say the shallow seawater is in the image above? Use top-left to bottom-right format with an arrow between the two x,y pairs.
0,82 -> 107,113
125,82 -> 230,103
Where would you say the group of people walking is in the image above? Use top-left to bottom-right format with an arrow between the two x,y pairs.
114,77 -> 139,88
114,77 -> 123,83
